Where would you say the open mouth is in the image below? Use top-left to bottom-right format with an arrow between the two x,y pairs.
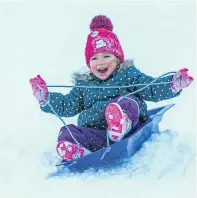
97,67 -> 108,74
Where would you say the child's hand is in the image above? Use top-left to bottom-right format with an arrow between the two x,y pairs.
171,68 -> 194,92
30,75 -> 48,104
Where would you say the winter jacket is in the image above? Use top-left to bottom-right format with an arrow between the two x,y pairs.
41,60 -> 181,130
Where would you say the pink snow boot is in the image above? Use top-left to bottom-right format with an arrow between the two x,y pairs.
56,141 -> 91,160
105,103 -> 132,142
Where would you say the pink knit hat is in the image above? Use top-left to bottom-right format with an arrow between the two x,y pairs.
85,15 -> 124,66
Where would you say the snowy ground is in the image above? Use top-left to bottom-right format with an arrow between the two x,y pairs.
0,1 -> 196,198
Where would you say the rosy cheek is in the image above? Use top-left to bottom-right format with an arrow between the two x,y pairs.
110,60 -> 117,68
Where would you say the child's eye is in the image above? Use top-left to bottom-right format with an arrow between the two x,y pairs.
91,57 -> 97,61
104,55 -> 110,58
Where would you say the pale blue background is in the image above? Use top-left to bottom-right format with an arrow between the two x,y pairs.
0,1 -> 196,198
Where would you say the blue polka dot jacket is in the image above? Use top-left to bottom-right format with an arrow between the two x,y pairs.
41,60 -> 181,130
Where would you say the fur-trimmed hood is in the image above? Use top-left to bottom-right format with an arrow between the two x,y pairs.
71,59 -> 134,83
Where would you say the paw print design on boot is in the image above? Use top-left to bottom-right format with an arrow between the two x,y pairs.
105,103 -> 132,142
56,141 -> 91,160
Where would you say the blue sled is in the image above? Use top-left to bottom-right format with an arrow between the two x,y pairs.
50,104 -> 174,176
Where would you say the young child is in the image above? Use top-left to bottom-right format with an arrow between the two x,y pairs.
30,15 -> 193,161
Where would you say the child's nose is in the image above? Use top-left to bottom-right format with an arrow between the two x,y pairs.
97,58 -> 107,65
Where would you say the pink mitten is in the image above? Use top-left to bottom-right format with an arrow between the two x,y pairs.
171,68 -> 194,92
30,75 -> 48,104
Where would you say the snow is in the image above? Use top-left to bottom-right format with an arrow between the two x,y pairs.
0,1 -> 196,198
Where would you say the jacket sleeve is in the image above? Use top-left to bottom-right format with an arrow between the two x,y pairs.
127,66 -> 181,102
40,85 -> 84,117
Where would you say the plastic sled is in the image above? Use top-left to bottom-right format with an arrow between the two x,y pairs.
50,104 -> 174,176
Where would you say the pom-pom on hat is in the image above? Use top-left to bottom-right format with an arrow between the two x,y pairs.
85,15 -> 124,66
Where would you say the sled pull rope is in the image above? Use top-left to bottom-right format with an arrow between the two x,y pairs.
39,92 -> 82,159
47,72 -> 175,89
117,72 -> 176,102
41,71 -> 176,157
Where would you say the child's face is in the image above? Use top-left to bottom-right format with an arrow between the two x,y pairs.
89,53 -> 119,80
